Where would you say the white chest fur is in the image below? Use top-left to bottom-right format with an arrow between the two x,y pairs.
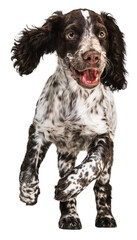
34,66 -> 117,152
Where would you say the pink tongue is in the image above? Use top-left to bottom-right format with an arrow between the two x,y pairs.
82,69 -> 97,83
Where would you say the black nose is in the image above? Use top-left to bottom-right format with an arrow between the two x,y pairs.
82,50 -> 101,64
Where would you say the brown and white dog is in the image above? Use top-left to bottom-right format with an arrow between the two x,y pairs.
11,9 -> 127,229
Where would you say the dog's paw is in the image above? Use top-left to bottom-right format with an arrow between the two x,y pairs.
59,215 -> 82,230
95,214 -> 117,228
55,173 -> 83,202
20,180 -> 40,205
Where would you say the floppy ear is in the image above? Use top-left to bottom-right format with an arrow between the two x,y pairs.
101,13 -> 127,91
11,11 -> 63,75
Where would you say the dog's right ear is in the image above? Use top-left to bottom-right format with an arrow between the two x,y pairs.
11,11 -> 63,75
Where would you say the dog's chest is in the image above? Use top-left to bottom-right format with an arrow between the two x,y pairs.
34,84 -> 116,151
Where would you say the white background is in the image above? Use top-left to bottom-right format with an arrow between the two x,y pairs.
1,0 -> 137,239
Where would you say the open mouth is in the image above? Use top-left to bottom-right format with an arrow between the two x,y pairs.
70,65 -> 100,88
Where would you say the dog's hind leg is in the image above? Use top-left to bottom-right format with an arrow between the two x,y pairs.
57,151 -> 82,229
94,158 -> 117,227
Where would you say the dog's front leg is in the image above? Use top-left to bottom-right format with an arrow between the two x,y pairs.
55,134 -> 111,202
19,124 -> 51,205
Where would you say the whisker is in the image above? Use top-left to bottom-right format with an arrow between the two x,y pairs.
106,57 -> 114,72
101,57 -> 114,80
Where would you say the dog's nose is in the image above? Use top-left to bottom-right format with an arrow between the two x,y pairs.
82,50 -> 101,65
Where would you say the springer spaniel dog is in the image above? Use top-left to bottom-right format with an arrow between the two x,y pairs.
11,9 -> 127,229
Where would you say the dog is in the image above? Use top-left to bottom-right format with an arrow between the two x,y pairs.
11,8 -> 127,229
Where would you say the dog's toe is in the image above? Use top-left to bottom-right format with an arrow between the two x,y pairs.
95,215 -> 117,228
59,215 -> 82,230
20,181 -> 40,205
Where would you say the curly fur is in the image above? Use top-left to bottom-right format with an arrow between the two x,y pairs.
11,9 -> 127,229
100,13 -> 127,90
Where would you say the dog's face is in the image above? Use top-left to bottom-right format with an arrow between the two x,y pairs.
11,9 -> 127,91
56,9 -> 109,88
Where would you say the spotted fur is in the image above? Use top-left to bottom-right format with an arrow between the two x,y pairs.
11,9 -> 127,229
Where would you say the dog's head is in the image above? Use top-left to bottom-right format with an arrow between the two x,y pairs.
11,9 -> 127,91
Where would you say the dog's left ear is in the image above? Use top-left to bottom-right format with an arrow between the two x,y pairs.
11,11 -> 63,75
101,13 -> 127,91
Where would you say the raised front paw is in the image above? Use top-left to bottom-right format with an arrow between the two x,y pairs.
55,172 -> 86,201
20,179 -> 40,205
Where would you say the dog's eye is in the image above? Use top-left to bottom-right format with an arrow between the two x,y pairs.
66,31 -> 76,40
98,31 -> 106,39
